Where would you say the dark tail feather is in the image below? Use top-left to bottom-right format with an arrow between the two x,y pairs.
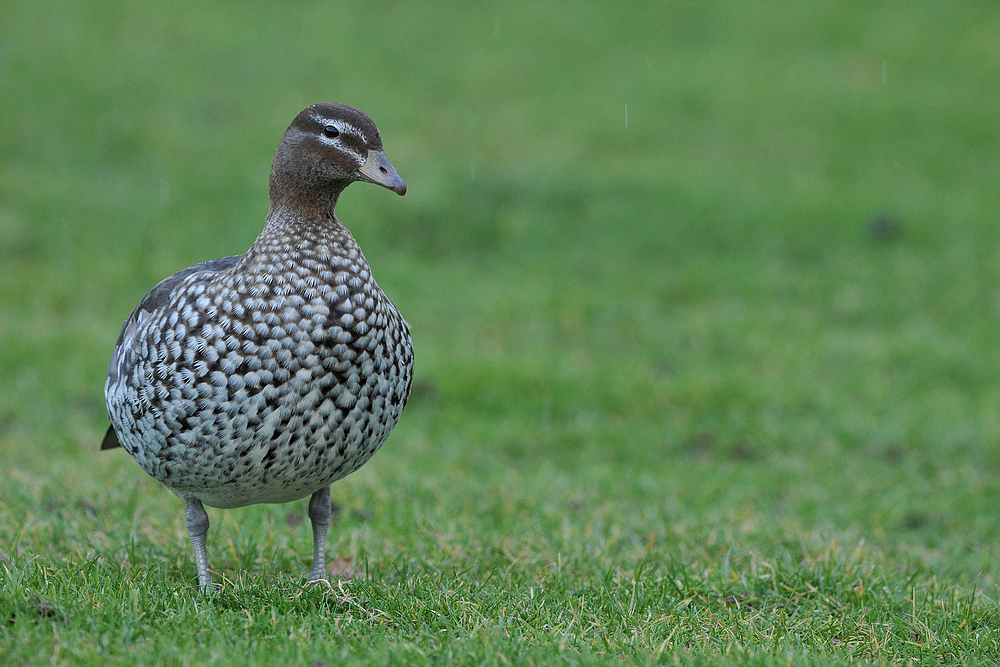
100,425 -> 122,450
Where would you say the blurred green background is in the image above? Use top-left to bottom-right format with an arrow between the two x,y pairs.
2,0 -> 1000,662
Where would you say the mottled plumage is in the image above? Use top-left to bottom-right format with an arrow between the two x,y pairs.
103,103 -> 413,590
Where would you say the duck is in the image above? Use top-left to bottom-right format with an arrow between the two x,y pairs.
102,103 -> 414,591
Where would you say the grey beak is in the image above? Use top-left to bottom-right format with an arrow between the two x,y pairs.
358,150 -> 406,195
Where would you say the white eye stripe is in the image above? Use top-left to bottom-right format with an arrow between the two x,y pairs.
310,115 -> 367,144
334,145 -> 367,164
314,131 -> 366,163
317,130 -> 345,146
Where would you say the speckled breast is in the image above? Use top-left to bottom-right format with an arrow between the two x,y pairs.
106,222 -> 413,509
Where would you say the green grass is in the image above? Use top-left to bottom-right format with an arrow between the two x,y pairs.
3,0 -> 1000,664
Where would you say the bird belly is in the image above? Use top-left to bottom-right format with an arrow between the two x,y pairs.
105,279 -> 413,509
109,358 -> 408,509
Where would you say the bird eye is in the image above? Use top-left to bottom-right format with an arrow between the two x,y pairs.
323,125 -> 340,138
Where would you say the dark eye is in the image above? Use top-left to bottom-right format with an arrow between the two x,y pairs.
323,125 -> 339,138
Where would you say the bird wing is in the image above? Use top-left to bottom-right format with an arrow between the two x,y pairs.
101,255 -> 242,450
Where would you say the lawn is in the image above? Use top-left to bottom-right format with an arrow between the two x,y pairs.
3,1 -> 1000,664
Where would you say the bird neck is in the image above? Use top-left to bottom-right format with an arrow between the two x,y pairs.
260,200 -> 350,240
241,209 -> 360,275
267,171 -> 347,216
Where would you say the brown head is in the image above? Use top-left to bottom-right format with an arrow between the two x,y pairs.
269,103 -> 406,212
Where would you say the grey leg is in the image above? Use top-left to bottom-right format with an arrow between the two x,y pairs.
184,497 -> 212,591
307,486 -> 332,581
